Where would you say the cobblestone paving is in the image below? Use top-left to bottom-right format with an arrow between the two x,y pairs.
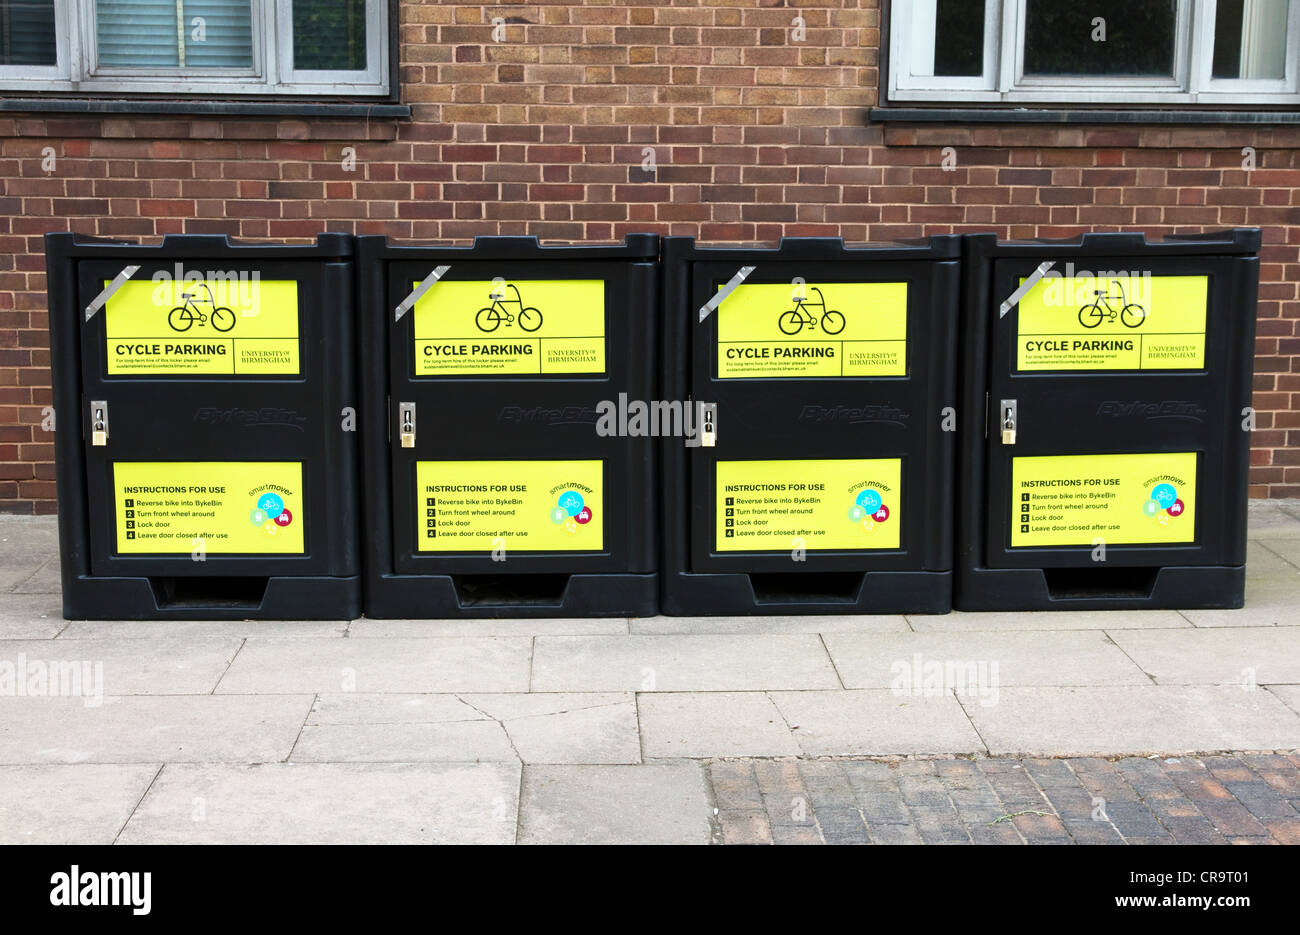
709,754 -> 1300,844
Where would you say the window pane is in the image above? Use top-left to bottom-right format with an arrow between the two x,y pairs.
933,0 -> 986,77
1023,0 -> 1177,77
96,0 -> 252,69
293,0 -> 367,71
1,0 -> 56,66
1213,0 -> 1289,79
186,0 -> 254,68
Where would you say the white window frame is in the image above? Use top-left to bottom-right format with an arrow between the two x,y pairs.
889,0 -> 1300,105
0,0 -> 388,96
0,0 -> 78,90
275,0 -> 385,92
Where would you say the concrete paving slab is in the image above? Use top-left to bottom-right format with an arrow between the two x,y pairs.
1249,539 -> 1300,574
459,693 -> 641,764
308,693 -> 485,725
1258,538 -> 1300,570
349,617 -> 628,636
969,686 -> 1300,755
295,692 -> 641,764
215,636 -> 532,694
1180,579 -> 1300,627
292,718 -> 517,763
823,630 -> 1149,688
11,559 -> 60,595
771,690 -> 986,756
0,518 -> 59,585
1111,626 -> 1300,685
0,764 -> 159,844
11,560 -> 60,594
630,614 -> 910,635
0,561 -> 49,593
0,593 -> 62,619
61,619 -> 347,639
908,610 -> 1190,632
1245,501 -> 1300,538
1267,685 -> 1300,717
118,762 -> 520,844
639,692 -> 800,758
530,634 -> 841,692
0,695 -> 313,764
518,762 -> 715,844
0,596 -> 64,639
0,636 -> 243,694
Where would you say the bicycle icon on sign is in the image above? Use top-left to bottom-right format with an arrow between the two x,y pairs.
475,282 -> 542,333
168,283 -> 235,333
1078,279 -> 1146,329
778,286 -> 845,336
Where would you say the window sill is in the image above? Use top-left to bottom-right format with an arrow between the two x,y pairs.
0,98 -> 410,119
868,106 -> 1300,126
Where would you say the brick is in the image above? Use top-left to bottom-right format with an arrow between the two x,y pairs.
718,809 -> 773,845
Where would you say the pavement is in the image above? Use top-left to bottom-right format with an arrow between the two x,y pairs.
0,501 -> 1297,844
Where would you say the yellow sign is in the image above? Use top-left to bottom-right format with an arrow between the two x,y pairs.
105,278 -> 299,375
716,282 -> 907,378
412,279 -> 605,375
416,460 -> 603,551
1011,452 -> 1196,547
1016,275 -> 1207,371
113,461 -> 305,554
716,458 -> 901,551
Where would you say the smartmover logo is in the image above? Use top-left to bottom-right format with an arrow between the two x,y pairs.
50,866 -> 151,916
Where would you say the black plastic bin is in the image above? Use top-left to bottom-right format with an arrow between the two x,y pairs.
46,232 -> 361,619
956,229 -> 1260,611
660,235 -> 962,615
356,235 -> 659,618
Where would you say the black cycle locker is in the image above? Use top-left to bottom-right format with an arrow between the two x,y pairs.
357,235 -> 659,618
46,233 -> 360,619
661,236 -> 962,615
957,230 -> 1260,610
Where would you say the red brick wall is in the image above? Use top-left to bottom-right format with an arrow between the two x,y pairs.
1,0 -> 1297,513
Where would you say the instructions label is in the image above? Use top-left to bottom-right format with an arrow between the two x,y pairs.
1011,452 -> 1196,547
716,458 -> 902,551
716,282 -> 907,379
105,278 -> 300,375
1016,274 -> 1207,371
412,279 -> 605,375
113,461 -> 304,554
415,460 -> 603,551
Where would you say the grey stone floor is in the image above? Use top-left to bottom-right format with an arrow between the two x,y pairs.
0,501 -> 1297,844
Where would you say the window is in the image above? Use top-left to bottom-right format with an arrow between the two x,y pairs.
0,0 -> 388,95
889,0 -> 1300,104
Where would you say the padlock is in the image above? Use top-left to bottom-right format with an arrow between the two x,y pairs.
999,399 -> 1017,446
699,402 -> 717,448
398,401 -> 416,448
90,401 -> 108,447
